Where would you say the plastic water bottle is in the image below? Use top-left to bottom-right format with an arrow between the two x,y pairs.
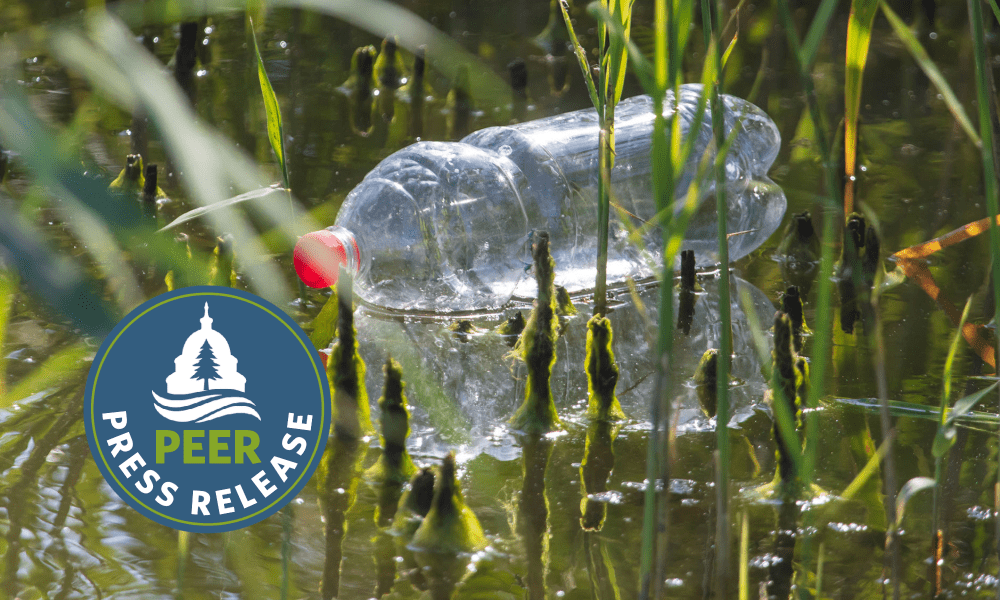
294,84 -> 786,312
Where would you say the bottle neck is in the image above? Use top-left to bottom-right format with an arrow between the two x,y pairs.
326,225 -> 364,278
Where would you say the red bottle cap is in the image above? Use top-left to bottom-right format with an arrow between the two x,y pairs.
294,229 -> 356,288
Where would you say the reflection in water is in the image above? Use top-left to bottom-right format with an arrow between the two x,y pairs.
340,46 -> 376,136
174,22 -> 199,103
518,435 -> 552,600
352,274 -> 774,459
2,391 -> 83,599
767,498 -> 798,600
580,420 -> 617,531
390,467 -> 435,591
317,436 -> 366,600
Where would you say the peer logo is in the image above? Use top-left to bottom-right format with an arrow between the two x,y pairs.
85,287 -> 329,532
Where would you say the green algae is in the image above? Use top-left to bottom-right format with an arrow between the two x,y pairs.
315,435 -> 367,600
207,234 -> 237,287
365,356 -> 417,486
496,311 -> 525,348
777,211 -> 820,295
448,319 -> 477,343
694,348 -> 719,419
579,419 -> 618,531
109,154 -> 166,199
584,315 -> 625,421
391,467 -> 435,542
410,452 -> 488,554
373,36 -> 407,90
509,231 -> 562,434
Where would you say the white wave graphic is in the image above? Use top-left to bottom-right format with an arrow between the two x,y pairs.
151,392 -> 221,409
152,391 -> 261,423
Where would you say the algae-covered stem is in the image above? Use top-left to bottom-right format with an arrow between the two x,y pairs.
328,267 -> 374,441
509,231 -> 562,434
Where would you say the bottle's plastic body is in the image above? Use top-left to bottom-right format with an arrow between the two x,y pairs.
294,84 -> 786,312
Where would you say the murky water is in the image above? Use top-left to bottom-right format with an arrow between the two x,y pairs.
3,0 -> 1000,598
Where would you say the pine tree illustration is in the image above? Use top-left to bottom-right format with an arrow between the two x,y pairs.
194,340 -> 221,391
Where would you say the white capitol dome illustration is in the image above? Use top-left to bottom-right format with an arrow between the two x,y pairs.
165,303 -> 246,394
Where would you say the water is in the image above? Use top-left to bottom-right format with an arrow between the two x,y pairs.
297,85 -> 785,311
2,0 -> 1000,598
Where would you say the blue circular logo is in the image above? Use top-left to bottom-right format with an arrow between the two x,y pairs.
85,287 -> 329,532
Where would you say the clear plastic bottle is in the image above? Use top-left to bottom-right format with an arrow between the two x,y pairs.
294,84 -> 786,312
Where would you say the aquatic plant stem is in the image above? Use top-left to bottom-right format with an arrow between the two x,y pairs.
774,0 -> 855,596
596,122 -> 610,316
639,0 -> 675,595
966,0 -> 1000,595
704,0 -> 731,594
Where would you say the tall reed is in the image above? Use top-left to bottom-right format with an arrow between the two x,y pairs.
774,0 -> 852,592
701,0 -> 732,594
965,1 -> 1000,596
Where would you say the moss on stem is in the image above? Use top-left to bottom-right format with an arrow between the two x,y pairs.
585,315 -> 624,421
208,234 -> 237,288
366,357 -> 416,485
328,269 -> 374,441
510,231 -> 562,434
694,348 -> 719,419
410,452 -> 487,554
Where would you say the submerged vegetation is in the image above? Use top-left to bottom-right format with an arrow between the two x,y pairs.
4,0 -> 1000,598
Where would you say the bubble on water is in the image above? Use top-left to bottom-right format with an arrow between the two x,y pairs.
498,144 -> 512,156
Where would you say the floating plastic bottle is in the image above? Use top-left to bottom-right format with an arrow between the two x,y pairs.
294,84 -> 786,312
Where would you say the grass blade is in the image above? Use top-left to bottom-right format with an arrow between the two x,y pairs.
841,434 -> 893,500
880,1 -> 980,146
844,0 -> 878,215
159,185 -> 287,231
250,18 -> 289,190
801,0 -> 840,69
896,477 -> 935,528
948,381 -> 1000,425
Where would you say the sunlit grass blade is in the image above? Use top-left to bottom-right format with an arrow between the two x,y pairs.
880,1 -> 980,146
588,2 -> 656,92
160,185 -> 287,231
896,477 -> 935,528
844,0 -> 878,215
721,33 -> 737,69
840,434 -> 893,500
835,398 -> 1000,434
250,18 -> 289,191
801,0 -> 839,69
938,297 -> 973,433
739,511 -> 749,600
0,271 -> 14,396
604,0 -> 635,109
